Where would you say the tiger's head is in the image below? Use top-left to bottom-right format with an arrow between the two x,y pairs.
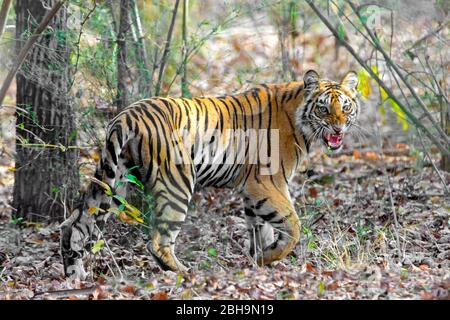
297,70 -> 360,151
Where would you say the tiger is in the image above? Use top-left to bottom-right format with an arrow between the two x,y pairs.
60,70 -> 359,279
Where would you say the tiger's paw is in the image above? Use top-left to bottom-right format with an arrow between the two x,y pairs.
147,242 -> 189,273
65,259 -> 88,281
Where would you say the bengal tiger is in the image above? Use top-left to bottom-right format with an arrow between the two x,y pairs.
60,70 -> 359,279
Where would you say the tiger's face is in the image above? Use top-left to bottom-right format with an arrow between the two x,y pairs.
297,70 -> 360,151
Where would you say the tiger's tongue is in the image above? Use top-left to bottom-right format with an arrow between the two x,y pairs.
325,133 -> 342,146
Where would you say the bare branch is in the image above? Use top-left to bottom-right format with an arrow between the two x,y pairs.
0,0 -> 66,108
155,0 -> 181,96
0,0 -> 12,38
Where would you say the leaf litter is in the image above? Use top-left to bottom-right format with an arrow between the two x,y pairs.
0,143 -> 448,300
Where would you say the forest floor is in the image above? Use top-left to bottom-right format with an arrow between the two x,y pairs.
0,139 -> 449,300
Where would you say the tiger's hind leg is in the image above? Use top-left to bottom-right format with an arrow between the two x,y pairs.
60,140 -> 132,279
243,183 -> 301,266
146,162 -> 194,272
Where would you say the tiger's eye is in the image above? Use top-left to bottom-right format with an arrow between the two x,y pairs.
342,104 -> 351,112
318,106 -> 328,113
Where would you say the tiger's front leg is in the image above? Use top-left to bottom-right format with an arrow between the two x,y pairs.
243,183 -> 301,266
147,163 -> 194,273
243,197 -> 275,261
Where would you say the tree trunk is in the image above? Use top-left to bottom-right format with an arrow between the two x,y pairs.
116,0 -> 131,111
13,0 -> 79,222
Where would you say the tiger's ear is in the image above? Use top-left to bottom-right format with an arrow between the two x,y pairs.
303,70 -> 320,92
340,71 -> 358,92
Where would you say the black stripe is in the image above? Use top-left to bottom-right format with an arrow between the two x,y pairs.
255,198 -> 268,209
245,207 -> 256,217
106,139 -> 117,166
260,211 -> 278,221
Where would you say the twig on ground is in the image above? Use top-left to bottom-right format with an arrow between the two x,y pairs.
94,224 -> 124,281
32,286 -> 97,299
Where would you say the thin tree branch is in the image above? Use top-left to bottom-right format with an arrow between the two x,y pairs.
181,0 -> 189,97
155,0 -> 180,96
130,0 -> 151,96
0,0 -> 66,108
70,1 -> 97,90
0,0 -> 12,38
404,21 -> 450,58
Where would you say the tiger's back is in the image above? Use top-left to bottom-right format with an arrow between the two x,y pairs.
108,82 -> 306,190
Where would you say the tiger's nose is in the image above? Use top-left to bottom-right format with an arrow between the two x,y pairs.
333,127 -> 343,134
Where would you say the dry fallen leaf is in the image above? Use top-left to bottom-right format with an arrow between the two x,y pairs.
180,289 -> 193,300
363,151 -> 379,161
326,281 -> 339,291
152,291 -> 169,300
420,291 -> 434,300
121,284 -> 136,294
305,263 -> 316,273
395,143 -> 408,149
92,287 -> 108,300
308,187 -> 318,198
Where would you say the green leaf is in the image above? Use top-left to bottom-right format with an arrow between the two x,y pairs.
373,65 -> 408,131
91,239 -> 105,254
307,241 -> 317,250
326,147 -> 333,155
113,194 -> 126,204
207,247 -> 217,257
317,281 -> 325,296
176,273 -> 183,286
115,181 -> 124,188
357,69 -> 372,98
126,173 -> 145,190
290,255 -> 297,265
337,23 -> 346,41
68,130 -> 77,143
199,261 -> 211,270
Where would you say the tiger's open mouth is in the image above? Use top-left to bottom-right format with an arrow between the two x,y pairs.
323,132 -> 343,150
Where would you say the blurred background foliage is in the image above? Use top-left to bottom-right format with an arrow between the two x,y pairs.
0,0 -> 448,184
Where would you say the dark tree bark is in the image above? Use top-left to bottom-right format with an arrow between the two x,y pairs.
13,0 -> 79,222
116,0 -> 131,111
